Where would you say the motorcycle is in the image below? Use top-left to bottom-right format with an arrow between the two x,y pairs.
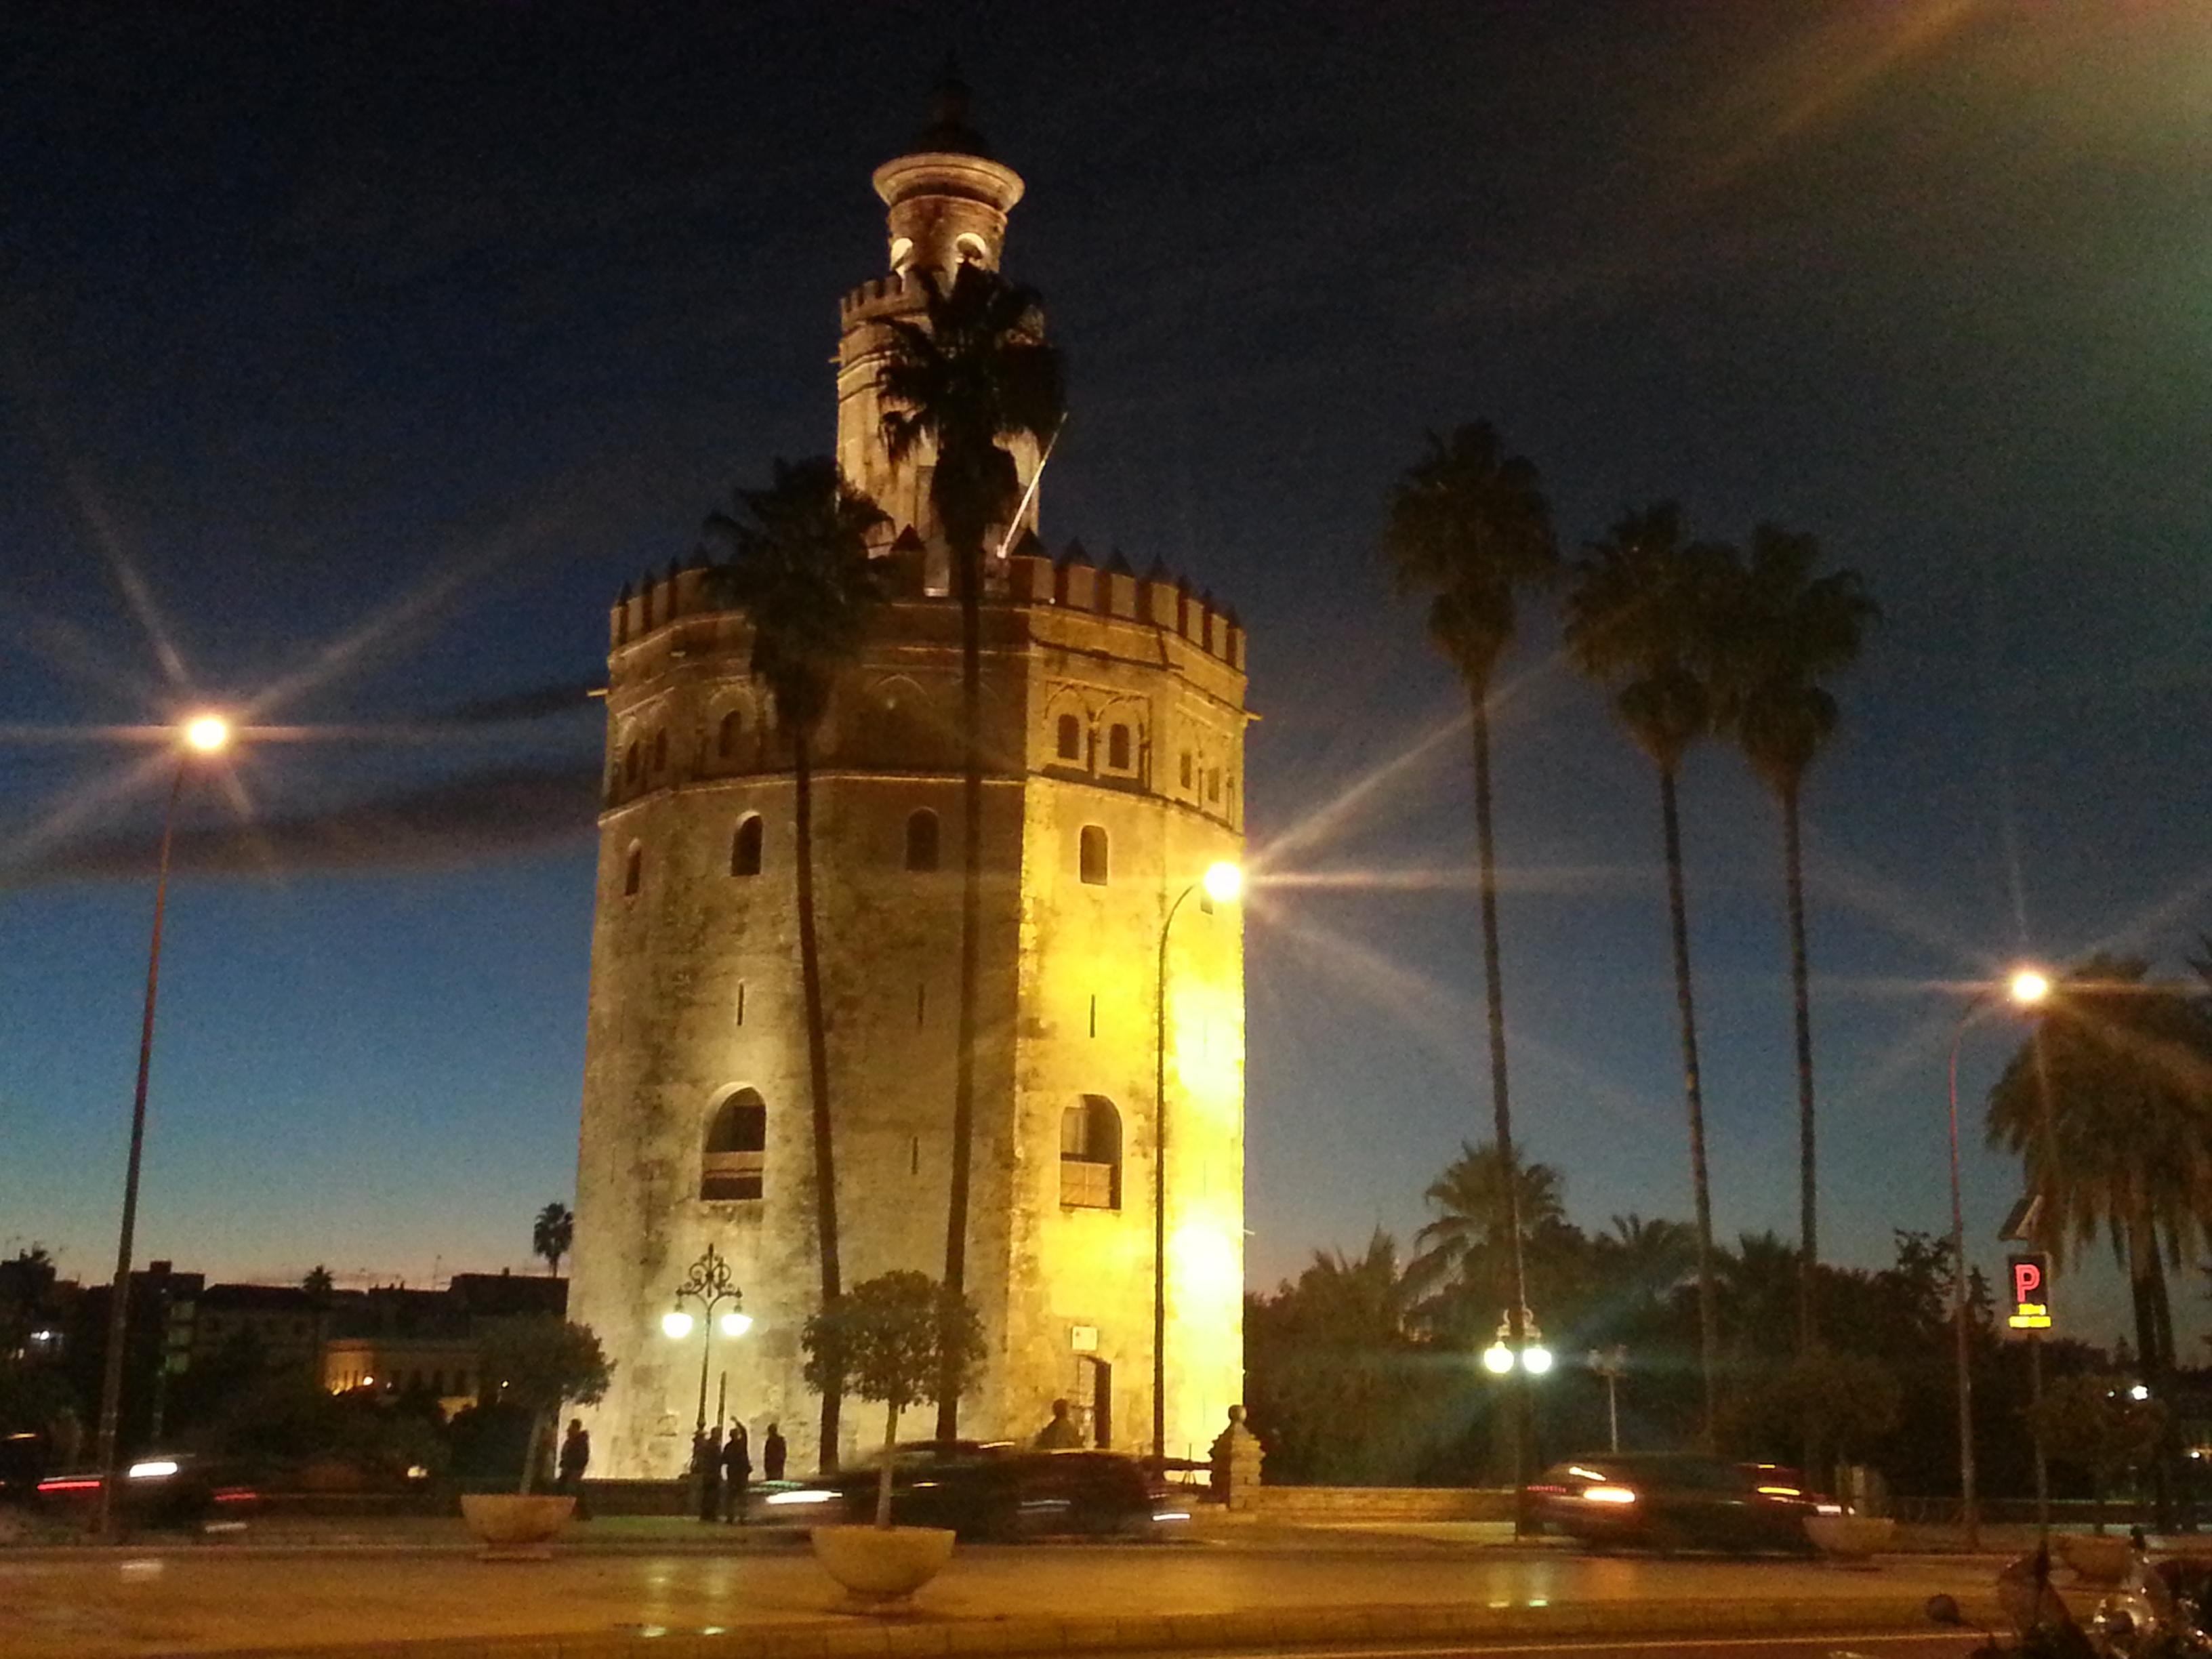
1916,1538 -> 2212,1659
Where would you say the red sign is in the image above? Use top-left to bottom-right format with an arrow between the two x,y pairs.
2007,1252 -> 2052,1332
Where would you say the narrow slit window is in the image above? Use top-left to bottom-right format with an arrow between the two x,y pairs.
1180,752 -> 1193,790
1107,724 -> 1130,770
623,846 -> 642,897
731,815 -> 764,877
1056,713 -> 1082,762
905,809 -> 940,872
1079,825 -> 1109,886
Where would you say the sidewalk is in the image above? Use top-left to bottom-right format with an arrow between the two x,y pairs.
1,1528 -> 2003,1659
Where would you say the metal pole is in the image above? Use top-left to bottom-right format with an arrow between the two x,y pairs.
2031,1332 -> 2049,1551
1153,880 -> 1195,1467
1948,999 -> 1984,1553
694,1309 -> 714,1437
95,759 -> 186,1544
1607,1373 -> 1620,1454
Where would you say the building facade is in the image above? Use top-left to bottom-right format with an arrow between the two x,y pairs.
569,87 -> 1249,1479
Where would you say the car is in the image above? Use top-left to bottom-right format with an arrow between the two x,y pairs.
768,1441 -> 1184,1541
1528,1453 -> 1838,1554
34,1454 -> 259,1534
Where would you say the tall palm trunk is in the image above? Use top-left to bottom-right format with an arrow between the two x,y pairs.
793,727 -> 843,1468
1658,764 -> 1720,1449
1470,697 -> 1530,1490
2127,1210 -> 2178,1529
1778,775 -> 1818,1359
938,522 -> 985,1439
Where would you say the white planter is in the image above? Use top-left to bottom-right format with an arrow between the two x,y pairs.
459,1493 -> 575,1559
1804,1513 -> 1897,1563
2060,1534 -> 2134,1585
811,1524 -> 956,1605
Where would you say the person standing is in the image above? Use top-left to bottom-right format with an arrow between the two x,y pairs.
1033,1398 -> 1084,1449
695,1427 -> 723,1524
557,1418 -> 592,1519
720,1420 -> 752,1525
762,1422 -> 787,1483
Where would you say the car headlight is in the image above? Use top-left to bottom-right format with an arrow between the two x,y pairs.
764,1488 -> 840,1506
1581,1484 -> 1637,1504
126,1460 -> 180,1481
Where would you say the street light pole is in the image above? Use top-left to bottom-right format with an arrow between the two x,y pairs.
95,714 -> 229,1544
1153,861 -> 1241,1467
1944,966 -> 2049,1554
665,1243 -> 749,1439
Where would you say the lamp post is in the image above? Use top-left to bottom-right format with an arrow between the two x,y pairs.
662,1243 -> 752,1441
94,712 -> 230,1544
1153,859 -> 1242,1466
1588,1345 -> 1627,1453
1946,965 -> 2049,1552
1480,1308 -> 1551,1538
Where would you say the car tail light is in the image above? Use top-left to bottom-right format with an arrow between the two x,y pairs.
37,1477 -> 101,1494
1581,1484 -> 1637,1504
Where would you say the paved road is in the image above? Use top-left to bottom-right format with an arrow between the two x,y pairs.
0,1536 -> 1993,1658
1180,1639 -> 1967,1659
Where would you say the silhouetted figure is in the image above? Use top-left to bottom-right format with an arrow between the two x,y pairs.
721,1422 -> 752,1524
695,1427 -> 722,1523
762,1422 -> 787,1483
558,1418 -> 591,1519
1034,1397 -> 1084,1449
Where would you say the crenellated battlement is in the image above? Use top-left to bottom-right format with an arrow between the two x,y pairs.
609,547 -> 1245,674
838,270 -> 921,326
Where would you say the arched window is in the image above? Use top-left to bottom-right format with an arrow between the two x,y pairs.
731,815 -> 763,878
1056,713 -> 1082,762
1107,724 -> 1131,770
905,809 -> 940,872
1078,825 -> 1109,886
718,710 -> 744,759
624,742 -> 640,785
1060,1095 -> 1122,1210
956,231 -> 989,266
702,1088 -> 766,1200
623,844 -> 642,897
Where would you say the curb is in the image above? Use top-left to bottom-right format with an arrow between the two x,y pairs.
161,1591 -> 1994,1659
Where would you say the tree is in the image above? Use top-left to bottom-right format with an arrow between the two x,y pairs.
530,1206 -> 573,1278
705,455 -> 889,1471
1562,503 -> 1738,1447
1708,526 -> 1877,1359
1726,1349 -> 1902,1491
475,1317 -> 613,1496
1407,1139 -> 1567,1296
1382,423 -> 1558,1487
801,1272 -> 985,1528
1986,959 -> 2212,1395
2028,1372 -> 2167,1533
301,1263 -> 335,1382
878,263 -> 1064,1436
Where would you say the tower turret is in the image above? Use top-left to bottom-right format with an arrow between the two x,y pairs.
836,77 -> 1040,559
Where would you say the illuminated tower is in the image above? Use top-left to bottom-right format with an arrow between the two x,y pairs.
568,84 -> 1248,1477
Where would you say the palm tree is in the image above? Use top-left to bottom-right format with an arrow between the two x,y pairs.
301,1263 -> 335,1382
705,455 -> 889,1471
1986,958 -> 2212,1394
1563,503 -> 1738,1448
531,1205 -> 573,1277
1407,1139 -> 1568,1296
1709,525 -> 1877,1359
1382,424 -> 1558,1359
878,264 -> 1064,1437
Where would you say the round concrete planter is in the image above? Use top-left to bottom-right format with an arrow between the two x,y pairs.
2060,1534 -> 2135,1584
1804,1514 -> 1897,1564
811,1524 -> 956,1605
459,1493 -> 575,1559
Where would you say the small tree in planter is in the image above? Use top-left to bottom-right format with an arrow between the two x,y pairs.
476,1317 -> 613,1496
803,1272 -> 984,1529
2029,1371 -> 2167,1536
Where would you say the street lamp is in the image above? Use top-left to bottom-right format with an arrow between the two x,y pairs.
94,712 -> 231,1544
1153,859 -> 1242,1465
1588,1346 -> 1628,1452
664,1243 -> 749,1441
1946,964 -> 2050,1551
1480,1309 -> 1549,1376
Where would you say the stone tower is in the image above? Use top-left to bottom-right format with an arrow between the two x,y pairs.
568,85 -> 1248,1479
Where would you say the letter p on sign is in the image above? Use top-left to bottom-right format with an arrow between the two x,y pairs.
2007,1251 -> 2052,1331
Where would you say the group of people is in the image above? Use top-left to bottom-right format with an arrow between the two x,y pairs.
690,1419 -> 787,1523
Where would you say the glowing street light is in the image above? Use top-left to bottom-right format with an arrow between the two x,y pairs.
661,1309 -> 695,1340
662,1242 -> 747,1441
1945,962 -> 2053,1553
1153,860 -> 1243,1463
1481,1311 -> 1551,1375
94,713 -> 237,1544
